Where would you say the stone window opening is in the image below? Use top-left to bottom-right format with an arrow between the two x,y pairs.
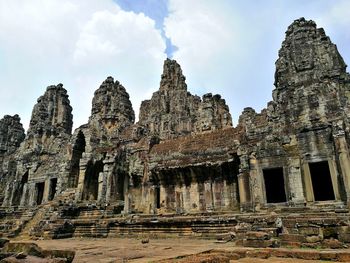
263,167 -> 287,203
309,161 -> 335,201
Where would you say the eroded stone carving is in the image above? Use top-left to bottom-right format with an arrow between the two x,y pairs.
28,84 -> 72,137
0,115 -> 25,155
139,59 -> 232,140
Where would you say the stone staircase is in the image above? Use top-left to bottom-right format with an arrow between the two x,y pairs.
4,192 -> 350,250
0,207 -> 38,238
10,188 -> 77,239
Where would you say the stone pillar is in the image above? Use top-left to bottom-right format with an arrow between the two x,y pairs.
105,170 -> 113,204
104,155 -> 115,204
237,172 -> 251,210
27,183 -> 37,207
9,181 -> 21,206
97,171 -> 106,204
328,159 -> 341,201
147,184 -> 156,214
334,135 -> 350,203
42,178 -> 50,203
302,161 -> 314,202
204,181 -> 214,211
123,174 -> 130,214
75,153 -> 90,202
20,184 -> 29,207
249,154 -> 264,211
2,183 -> 12,207
183,185 -> 191,212
286,158 -> 305,204
140,172 -> 153,213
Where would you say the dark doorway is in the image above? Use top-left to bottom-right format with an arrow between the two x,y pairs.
156,186 -> 161,209
48,178 -> 57,201
68,131 -> 86,188
263,167 -> 287,203
36,182 -> 45,205
309,161 -> 335,201
82,160 -> 104,201
22,171 -> 29,184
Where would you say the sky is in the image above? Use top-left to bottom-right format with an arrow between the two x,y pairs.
0,0 -> 350,131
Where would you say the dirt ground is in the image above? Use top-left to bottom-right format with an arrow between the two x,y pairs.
33,238 -> 337,263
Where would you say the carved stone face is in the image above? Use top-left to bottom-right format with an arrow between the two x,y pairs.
292,41 -> 315,72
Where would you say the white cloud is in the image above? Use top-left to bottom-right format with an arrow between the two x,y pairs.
164,0 -> 268,124
164,0 -> 350,125
0,0 -> 166,130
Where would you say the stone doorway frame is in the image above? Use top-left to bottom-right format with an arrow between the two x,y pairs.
302,159 -> 340,202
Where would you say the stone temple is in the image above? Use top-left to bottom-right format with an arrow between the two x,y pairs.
1,18 -> 350,250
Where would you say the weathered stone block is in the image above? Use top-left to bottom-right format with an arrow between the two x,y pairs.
293,250 -> 320,260
305,235 -> 323,243
298,226 -> 321,236
246,250 -> 271,259
242,239 -> 275,248
279,233 -> 305,242
280,241 -> 302,248
320,251 -> 338,261
339,233 -> 350,243
322,238 -> 344,249
246,231 -> 270,240
337,252 -> 350,262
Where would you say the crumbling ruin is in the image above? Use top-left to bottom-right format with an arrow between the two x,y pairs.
1,18 -> 350,250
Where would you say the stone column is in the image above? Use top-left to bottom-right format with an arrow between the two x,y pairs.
9,181 -> 21,206
97,171 -> 106,204
123,174 -> 130,214
147,184 -> 156,214
249,154 -> 264,211
27,183 -> 37,207
237,153 -> 252,211
42,178 -> 50,203
286,158 -> 305,205
237,172 -> 251,210
20,184 -> 29,207
334,135 -> 350,203
183,185 -> 191,212
301,161 -> 314,202
2,183 -> 12,207
75,153 -> 90,202
104,154 -> 115,204
328,159 -> 341,201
